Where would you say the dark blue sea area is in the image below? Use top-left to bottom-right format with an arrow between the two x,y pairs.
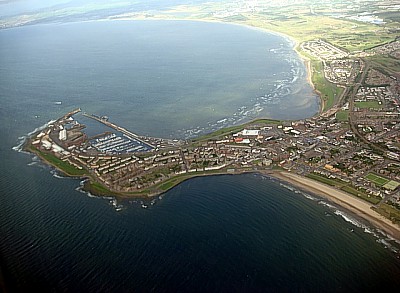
1,20 -> 400,292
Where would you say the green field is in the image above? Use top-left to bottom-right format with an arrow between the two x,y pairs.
193,118 -> 281,142
306,173 -> 339,187
29,145 -> 87,176
86,181 -> 113,195
341,185 -> 381,205
383,181 -> 400,191
311,61 -> 343,111
355,101 -> 382,109
306,172 -> 382,204
373,204 -> 400,224
365,173 -> 399,191
238,13 -> 394,51
335,110 -> 349,122
368,55 -> 400,73
366,173 -> 389,186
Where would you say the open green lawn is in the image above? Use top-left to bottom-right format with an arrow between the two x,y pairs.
306,172 -> 382,204
373,204 -> 400,224
383,181 -> 400,191
157,169 -> 230,191
193,124 -> 245,142
365,173 -> 400,191
336,110 -> 349,122
368,55 -> 400,73
193,118 -> 281,142
306,173 -> 338,187
366,173 -> 390,186
311,61 -> 343,111
158,176 -> 188,191
341,185 -> 381,205
87,181 -> 113,195
29,145 -> 87,176
355,101 -> 382,109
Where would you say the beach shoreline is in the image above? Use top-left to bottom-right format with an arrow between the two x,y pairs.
266,170 -> 400,242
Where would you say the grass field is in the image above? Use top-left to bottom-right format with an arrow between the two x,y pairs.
365,173 -> 399,191
341,185 -> 381,205
366,173 -> 389,186
306,173 -> 340,187
368,55 -> 400,73
306,172 -> 383,204
193,118 -> 281,142
239,13 -> 394,51
336,110 -> 349,122
29,145 -> 87,176
373,204 -> 400,224
383,181 -> 400,191
86,181 -> 113,195
355,101 -> 382,109
311,61 -> 343,111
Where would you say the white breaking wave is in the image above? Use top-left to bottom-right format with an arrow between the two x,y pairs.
330,208 -> 400,253
51,169 -> 66,179
299,191 -> 319,201
318,201 -> 338,210
12,119 -> 57,153
334,210 -> 364,229
75,179 -> 98,198
75,179 -> 124,211
177,65 -> 302,139
278,181 -> 400,254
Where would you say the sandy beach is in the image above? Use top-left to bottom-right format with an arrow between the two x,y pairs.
269,170 -> 400,242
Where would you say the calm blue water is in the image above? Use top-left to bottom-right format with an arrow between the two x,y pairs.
1,20 -> 400,292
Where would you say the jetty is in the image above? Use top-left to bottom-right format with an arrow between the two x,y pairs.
82,112 -> 155,148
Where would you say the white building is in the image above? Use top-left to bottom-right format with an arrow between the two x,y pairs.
59,129 -> 67,141
242,129 -> 260,136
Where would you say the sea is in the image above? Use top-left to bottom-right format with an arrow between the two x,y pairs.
1,20 -> 400,292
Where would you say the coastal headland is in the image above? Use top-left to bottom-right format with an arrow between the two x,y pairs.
17,2 -> 400,240
25,96 -> 400,240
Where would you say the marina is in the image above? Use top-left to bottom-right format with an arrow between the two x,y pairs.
90,133 -> 153,154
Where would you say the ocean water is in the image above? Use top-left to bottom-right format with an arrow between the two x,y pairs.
0,20 -> 318,138
1,20 -> 400,292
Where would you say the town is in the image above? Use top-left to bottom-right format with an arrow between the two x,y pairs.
27,38 -> 400,222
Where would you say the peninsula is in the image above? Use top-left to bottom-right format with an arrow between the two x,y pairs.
18,1 -> 400,238
25,39 -> 400,236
